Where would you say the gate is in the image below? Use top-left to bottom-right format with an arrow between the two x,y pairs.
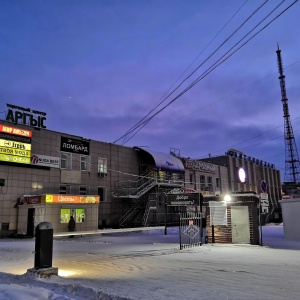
179,212 -> 202,250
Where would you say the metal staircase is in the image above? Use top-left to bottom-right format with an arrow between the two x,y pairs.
142,194 -> 159,226
113,172 -> 157,199
115,171 -> 184,227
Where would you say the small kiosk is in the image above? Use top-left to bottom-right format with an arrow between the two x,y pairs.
17,194 -> 100,235
205,193 -> 260,245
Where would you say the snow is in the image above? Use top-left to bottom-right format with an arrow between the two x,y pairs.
1,224 -> 300,300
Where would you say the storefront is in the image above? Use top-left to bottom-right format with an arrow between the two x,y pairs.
17,194 -> 100,235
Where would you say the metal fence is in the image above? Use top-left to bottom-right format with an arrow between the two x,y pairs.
179,213 -> 202,250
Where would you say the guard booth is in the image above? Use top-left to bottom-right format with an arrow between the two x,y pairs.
166,192 -> 203,249
205,193 -> 260,245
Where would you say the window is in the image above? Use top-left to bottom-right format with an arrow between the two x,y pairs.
189,173 -> 194,185
60,152 -> 72,170
200,175 -> 206,188
216,178 -> 220,188
60,208 -> 85,223
79,185 -> 90,195
59,184 -> 71,194
207,176 -> 212,186
98,186 -> 106,202
80,155 -> 91,171
98,157 -> 107,175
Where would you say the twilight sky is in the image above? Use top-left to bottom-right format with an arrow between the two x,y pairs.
1,0 -> 300,178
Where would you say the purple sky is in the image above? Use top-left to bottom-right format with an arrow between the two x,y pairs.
1,0 -> 300,179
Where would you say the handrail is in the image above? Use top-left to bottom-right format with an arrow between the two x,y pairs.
113,171 -> 184,198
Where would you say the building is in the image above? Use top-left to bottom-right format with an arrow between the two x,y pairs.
199,148 -> 282,222
0,107 -> 283,236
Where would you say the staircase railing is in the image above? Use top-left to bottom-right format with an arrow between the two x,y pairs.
142,197 -> 158,226
113,171 -> 184,198
119,203 -> 138,227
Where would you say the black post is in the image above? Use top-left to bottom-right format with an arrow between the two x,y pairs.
259,197 -> 263,246
212,224 -> 215,244
164,198 -> 168,235
34,222 -> 53,269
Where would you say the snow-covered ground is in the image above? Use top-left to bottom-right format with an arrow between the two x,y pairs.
1,224 -> 300,300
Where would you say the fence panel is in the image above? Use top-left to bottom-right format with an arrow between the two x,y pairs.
179,213 -> 202,250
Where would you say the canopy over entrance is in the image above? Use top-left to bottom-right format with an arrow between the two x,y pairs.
134,147 -> 184,173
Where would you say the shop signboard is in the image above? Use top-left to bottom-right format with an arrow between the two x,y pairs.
0,139 -> 31,150
60,136 -> 90,155
0,124 -> 32,137
5,104 -> 46,129
0,146 -> 30,157
0,154 -> 30,164
0,137 -> 31,165
167,193 -> 199,206
31,154 -> 60,168
19,195 -> 42,204
0,132 -> 31,143
44,194 -> 100,204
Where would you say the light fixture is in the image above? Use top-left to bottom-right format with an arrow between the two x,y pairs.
224,195 -> 232,202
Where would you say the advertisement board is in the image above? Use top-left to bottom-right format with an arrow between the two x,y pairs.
31,154 -> 60,168
0,146 -> 30,157
167,193 -> 199,206
0,139 -> 31,150
44,194 -> 100,204
0,154 -> 30,164
60,136 -> 90,155
0,124 -> 32,137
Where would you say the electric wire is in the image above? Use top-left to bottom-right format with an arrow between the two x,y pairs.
120,0 -> 249,144
115,0 -> 298,145
151,57 -> 300,132
114,0 -> 267,144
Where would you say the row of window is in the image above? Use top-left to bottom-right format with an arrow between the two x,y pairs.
189,174 -> 219,187
60,152 -> 107,173
59,185 -> 106,202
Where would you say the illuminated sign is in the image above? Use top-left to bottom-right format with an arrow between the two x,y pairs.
238,167 -> 246,183
44,194 -> 99,203
5,103 -> 46,129
0,139 -> 31,150
0,146 -> 31,157
31,154 -> 60,168
0,125 -> 32,137
0,154 -> 30,164
0,132 -> 31,143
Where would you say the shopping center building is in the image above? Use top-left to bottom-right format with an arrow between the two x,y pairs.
0,105 -> 282,236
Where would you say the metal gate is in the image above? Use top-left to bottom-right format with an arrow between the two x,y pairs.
179,213 -> 202,249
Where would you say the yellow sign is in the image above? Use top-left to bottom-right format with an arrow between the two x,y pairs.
0,154 -> 30,164
0,146 -> 31,157
0,139 -> 31,150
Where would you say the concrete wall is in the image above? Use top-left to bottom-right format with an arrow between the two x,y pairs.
279,198 -> 300,240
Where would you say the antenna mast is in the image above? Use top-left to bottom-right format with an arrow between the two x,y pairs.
276,44 -> 300,184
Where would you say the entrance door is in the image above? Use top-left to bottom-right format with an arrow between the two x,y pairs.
231,206 -> 250,244
27,208 -> 35,237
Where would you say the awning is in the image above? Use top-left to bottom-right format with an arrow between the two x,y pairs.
135,147 -> 185,173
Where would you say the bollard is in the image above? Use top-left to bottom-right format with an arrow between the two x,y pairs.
34,222 -> 53,269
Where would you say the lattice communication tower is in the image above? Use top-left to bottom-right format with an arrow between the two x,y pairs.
276,45 -> 300,184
